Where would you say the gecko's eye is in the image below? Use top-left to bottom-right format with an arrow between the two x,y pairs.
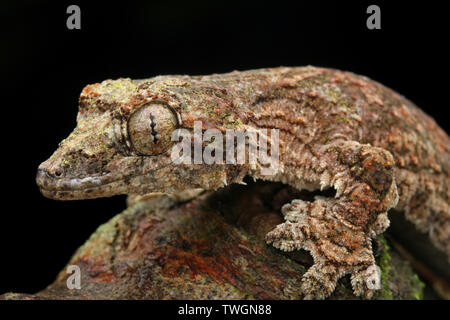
128,103 -> 178,155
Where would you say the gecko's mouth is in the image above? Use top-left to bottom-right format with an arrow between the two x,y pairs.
36,156 -> 177,200
36,149 -> 176,200
36,167 -> 131,200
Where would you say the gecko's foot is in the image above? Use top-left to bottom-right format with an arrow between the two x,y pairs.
265,198 -> 381,299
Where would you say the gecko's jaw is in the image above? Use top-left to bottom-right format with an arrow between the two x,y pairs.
36,167 -> 124,200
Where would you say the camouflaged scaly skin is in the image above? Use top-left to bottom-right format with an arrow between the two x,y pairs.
36,66 -> 450,299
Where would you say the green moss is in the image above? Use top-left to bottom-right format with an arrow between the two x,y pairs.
335,115 -> 350,123
223,114 -> 243,129
376,235 -> 394,300
325,87 -> 342,102
101,78 -> 137,101
2,293 -> 21,300
410,274 -> 424,300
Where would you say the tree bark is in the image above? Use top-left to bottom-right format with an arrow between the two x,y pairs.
1,181 -> 424,300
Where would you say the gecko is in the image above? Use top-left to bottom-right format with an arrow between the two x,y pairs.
36,66 -> 450,299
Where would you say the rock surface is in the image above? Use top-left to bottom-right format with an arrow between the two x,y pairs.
1,181 -> 424,300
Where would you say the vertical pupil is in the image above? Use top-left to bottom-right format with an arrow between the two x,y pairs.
149,113 -> 158,143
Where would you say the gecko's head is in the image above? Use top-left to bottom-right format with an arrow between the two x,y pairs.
36,77 -> 235,200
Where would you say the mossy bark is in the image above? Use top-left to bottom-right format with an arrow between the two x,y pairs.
1,181 -> 424,300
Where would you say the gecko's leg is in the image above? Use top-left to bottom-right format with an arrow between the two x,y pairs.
266,141 -> 399,299
396,168 -> 450,260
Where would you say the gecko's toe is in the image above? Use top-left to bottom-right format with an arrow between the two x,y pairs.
300,264 -> 340,300
265,221 -> 306,252
350,264 -> 381,299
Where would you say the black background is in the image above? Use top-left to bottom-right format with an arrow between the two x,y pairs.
1,0 -> 448,294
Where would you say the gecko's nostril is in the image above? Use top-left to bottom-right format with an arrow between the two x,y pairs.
37,167 -> 64,180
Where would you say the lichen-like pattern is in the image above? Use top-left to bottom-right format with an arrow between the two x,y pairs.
36,67 -> 449,299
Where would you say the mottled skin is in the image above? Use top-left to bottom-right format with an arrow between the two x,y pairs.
36,66 -> 450,299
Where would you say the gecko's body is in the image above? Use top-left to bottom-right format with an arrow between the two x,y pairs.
36,67 -> 449,299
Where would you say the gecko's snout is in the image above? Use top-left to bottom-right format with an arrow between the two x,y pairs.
36,167 -> 48,185
36,164 -> 69,185
37,164 -> 62,180
36,153 -> 74,188
35,148 -> 116,200
36,160 -> 118,200
36,163 -> 72,196
36,166 -> 60,198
